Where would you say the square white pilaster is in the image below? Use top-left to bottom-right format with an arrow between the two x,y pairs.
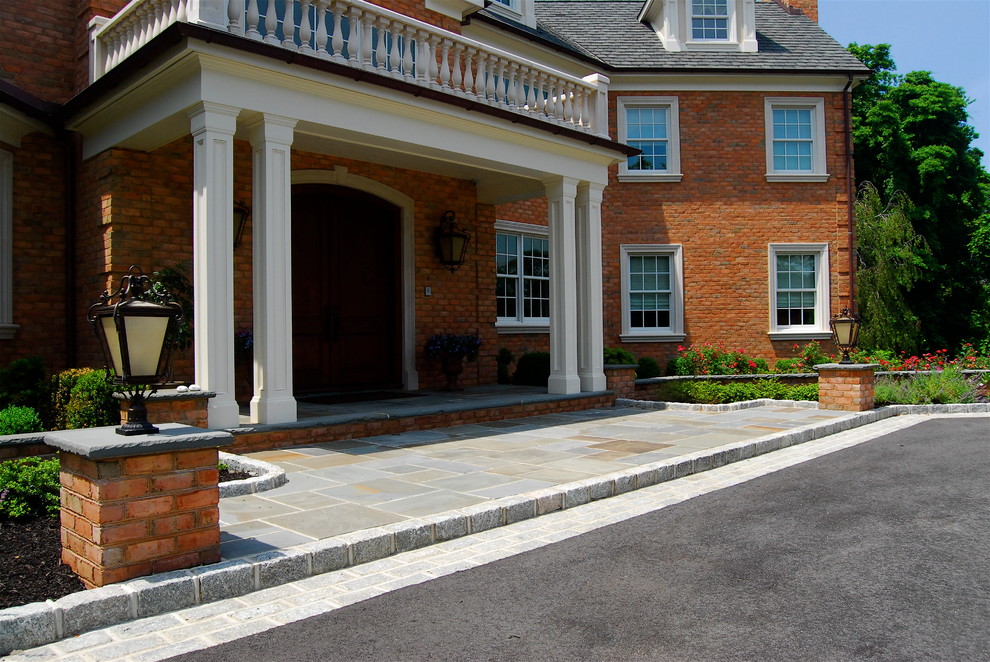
545,177 -> 581,395
576,182 -> 606,392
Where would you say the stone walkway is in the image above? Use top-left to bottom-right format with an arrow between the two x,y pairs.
4,413 -> 943,662
219,404 -> 850,559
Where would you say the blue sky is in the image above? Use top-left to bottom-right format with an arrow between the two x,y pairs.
819,0 -> 990,169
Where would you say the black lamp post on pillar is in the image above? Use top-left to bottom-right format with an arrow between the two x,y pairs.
88,265 -> 183,435
829,308 -> 862,364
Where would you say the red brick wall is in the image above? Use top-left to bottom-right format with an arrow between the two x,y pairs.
0,134 -> 70,374
601,90 -> 851,370
0,0 -> 77,102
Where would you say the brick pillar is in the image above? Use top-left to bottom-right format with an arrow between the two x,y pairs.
605,364 -> 638,401
815,363 -> 878,412
44,424 -> 233,588
117,389 -> 216,429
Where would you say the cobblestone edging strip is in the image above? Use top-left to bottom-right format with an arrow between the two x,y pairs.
2,403 -> 988,655
217,452 -> 287,498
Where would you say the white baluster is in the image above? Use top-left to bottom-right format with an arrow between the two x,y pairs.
360,12 -> 374,70
281,0 -> 297,48
228,0 -> 244,35
463,47 -> 476,98
298,0 -> 313,52
315,1 -> 330,58
489,57 -> 502,105
346,7 -> 362,65
375,17 -> 388,72
414,30 -> 430,85
245,0 -> 261,39
554,79 -> 565,123
439,39 -> 451,90
427,35 -> 441,88
176,0 -> 188,23
388,21 -> 403,77
400,27 -> 415,81
474,52 -> 487,102
452,43 -> 465,95
525,71 -> 537,114
330,3 -> 344,61
264,0 -> 279,44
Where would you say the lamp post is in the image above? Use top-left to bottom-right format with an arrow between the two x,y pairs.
434,210 -> 470,272
88,266 -> 183,435
829,308 -> 862,364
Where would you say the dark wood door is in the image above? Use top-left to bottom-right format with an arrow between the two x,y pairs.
292,184 -> 402,393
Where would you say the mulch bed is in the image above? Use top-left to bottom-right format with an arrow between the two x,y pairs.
0,469 -> 253,611
0,516 -> 85,609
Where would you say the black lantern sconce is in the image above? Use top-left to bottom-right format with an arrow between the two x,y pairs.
88,266 -> 183,435
829,308 -> 862,364
434,210 -> 470,273
233,201 -> 251,249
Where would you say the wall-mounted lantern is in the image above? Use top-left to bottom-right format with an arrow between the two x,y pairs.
233,201 -> 251,249
88,266 -> 183,435
434,210 -> 470,273
829,308 -> 862,364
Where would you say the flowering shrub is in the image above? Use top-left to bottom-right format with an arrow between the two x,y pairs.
667,343 -> 769,376
874,366 -> 983,405
424,334 -> 482,361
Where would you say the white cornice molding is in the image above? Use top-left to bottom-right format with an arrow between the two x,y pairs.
609,73 -> 857,92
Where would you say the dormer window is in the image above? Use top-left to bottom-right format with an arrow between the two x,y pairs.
486,0 -> 537,28
691,0 -> 729,40
639,0 -> 757,53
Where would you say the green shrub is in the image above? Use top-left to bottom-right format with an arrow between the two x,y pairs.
513,352 -> 551,386
0,456 -> 60,519
603,347 -> 637,365
636,357 -> 662,379
773,358 -> 802,373
656,379 -> 818,404
66,370 -> 118,429
47,368 -> 90,431
496,348 -> 515,385
0,406 -> 44,435
0,357 -> 48,412
874,367 -> 978,405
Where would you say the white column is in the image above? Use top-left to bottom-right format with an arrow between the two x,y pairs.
576,182 -> 606,392
246,114 -> 298,424
545,177 -> 581,395
189,102 -> 240,429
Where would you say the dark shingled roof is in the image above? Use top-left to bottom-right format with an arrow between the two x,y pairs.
478,0 -> 869,74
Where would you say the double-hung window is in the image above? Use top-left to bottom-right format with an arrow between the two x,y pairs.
496,220 -> 550,332
620,245 -> 685,342
691,0 -> 729,40
617,97 -> 682,182
768,244 -> 832,339
764,98 -> 828,182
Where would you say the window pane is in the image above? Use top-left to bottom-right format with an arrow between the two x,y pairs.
625,106 -> 669,172
775,252 -> 817,327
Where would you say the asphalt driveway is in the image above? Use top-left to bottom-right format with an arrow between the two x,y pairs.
167,417 -> 990,661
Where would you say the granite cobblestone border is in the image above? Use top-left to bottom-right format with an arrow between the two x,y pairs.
217,452 -> 286,497
2,402 -> 988,655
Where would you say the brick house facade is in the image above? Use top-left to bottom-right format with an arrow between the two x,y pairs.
0,0 -> 867,427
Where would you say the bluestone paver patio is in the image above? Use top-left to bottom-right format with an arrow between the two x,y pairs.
219,404 -> 851,559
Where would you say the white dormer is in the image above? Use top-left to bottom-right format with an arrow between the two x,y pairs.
485,0 -> 538,29
639,0 -> 758,52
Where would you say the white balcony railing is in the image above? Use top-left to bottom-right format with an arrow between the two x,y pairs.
89,0 -> 610,138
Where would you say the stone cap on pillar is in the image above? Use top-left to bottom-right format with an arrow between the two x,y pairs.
813,363 -> 880,372
43,423 -> 234,459
112,388 -> 217,402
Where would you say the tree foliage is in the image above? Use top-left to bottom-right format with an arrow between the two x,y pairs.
854,183 -> 929,353
848,43 -> 990,351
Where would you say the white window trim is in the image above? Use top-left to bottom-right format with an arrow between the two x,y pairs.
484,0 -> 537,28
617,97 -> 683,183
495,219 -> 550,334
0,149 -> 17,340
768,243 -> 831,340
764,97 -> 829,183
620,244 -> 686,342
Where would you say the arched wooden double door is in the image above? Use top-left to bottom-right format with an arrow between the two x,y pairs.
291,184 -> 402,393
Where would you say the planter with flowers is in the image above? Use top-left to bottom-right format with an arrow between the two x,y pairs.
424,333 -> 482,391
